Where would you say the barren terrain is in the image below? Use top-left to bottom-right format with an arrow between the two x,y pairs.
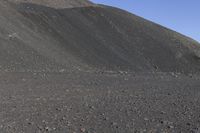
0,0 -> 200,132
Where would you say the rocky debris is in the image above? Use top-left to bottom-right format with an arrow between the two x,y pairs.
0,72 -> 200,132
80,128 -> 86,132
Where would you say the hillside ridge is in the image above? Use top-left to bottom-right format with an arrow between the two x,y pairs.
0,2 -> 199,73
6,0 -> 93,8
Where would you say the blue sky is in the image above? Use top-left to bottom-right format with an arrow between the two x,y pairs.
91,0 -> 200,42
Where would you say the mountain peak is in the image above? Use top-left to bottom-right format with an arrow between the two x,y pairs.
7,0 -> 93,8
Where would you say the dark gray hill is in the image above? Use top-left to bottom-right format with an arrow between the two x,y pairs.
0,0 -> 200,73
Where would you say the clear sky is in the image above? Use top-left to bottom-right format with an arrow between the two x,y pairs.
91,0 -> 200,42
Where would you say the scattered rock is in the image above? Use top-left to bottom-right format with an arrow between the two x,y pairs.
186,123 -> 191,126
27,122 -> 34,125
59,69 -> 65,72
111,122 -> 118,127
45,126 -> 51,131
103,117 -> 109,121
161,111 -> 166,114
171,72 -> 178,78
89,105 -> 95,109
80,128 -> 86,132
22,78 -> 26,82
167,125 -> 174,129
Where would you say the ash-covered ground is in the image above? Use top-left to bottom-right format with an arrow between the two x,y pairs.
1,0 -> 200,132
1,72 -> 200,132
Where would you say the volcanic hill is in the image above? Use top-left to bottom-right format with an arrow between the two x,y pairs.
1,1 -> 200,133
0,0 -> 199,73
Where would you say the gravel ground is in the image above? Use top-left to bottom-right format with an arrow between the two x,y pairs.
1,72 -> 200,133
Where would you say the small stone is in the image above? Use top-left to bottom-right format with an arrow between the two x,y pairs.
56,108 -> 62,111
186,123 -> 191,126
45,127 -> 51,131
161,111 -> 166,114
111,122 -> 117,126
22,78 -> 26,82
61,116 -> 66,121
80,128 -> 86,132
28,122 -> 33,125
167,125 -> 174,129
104,117 -> 109,121
42,120 -> 48,124
38,126 -> 43,130
36,98 -> 40,101
59,69 -> 65,72
144,118 -> 149,121
89,105 -> 95,109
66,121 -> 71,126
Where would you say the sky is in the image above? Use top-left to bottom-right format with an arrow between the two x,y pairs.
91,0 -> 200,42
